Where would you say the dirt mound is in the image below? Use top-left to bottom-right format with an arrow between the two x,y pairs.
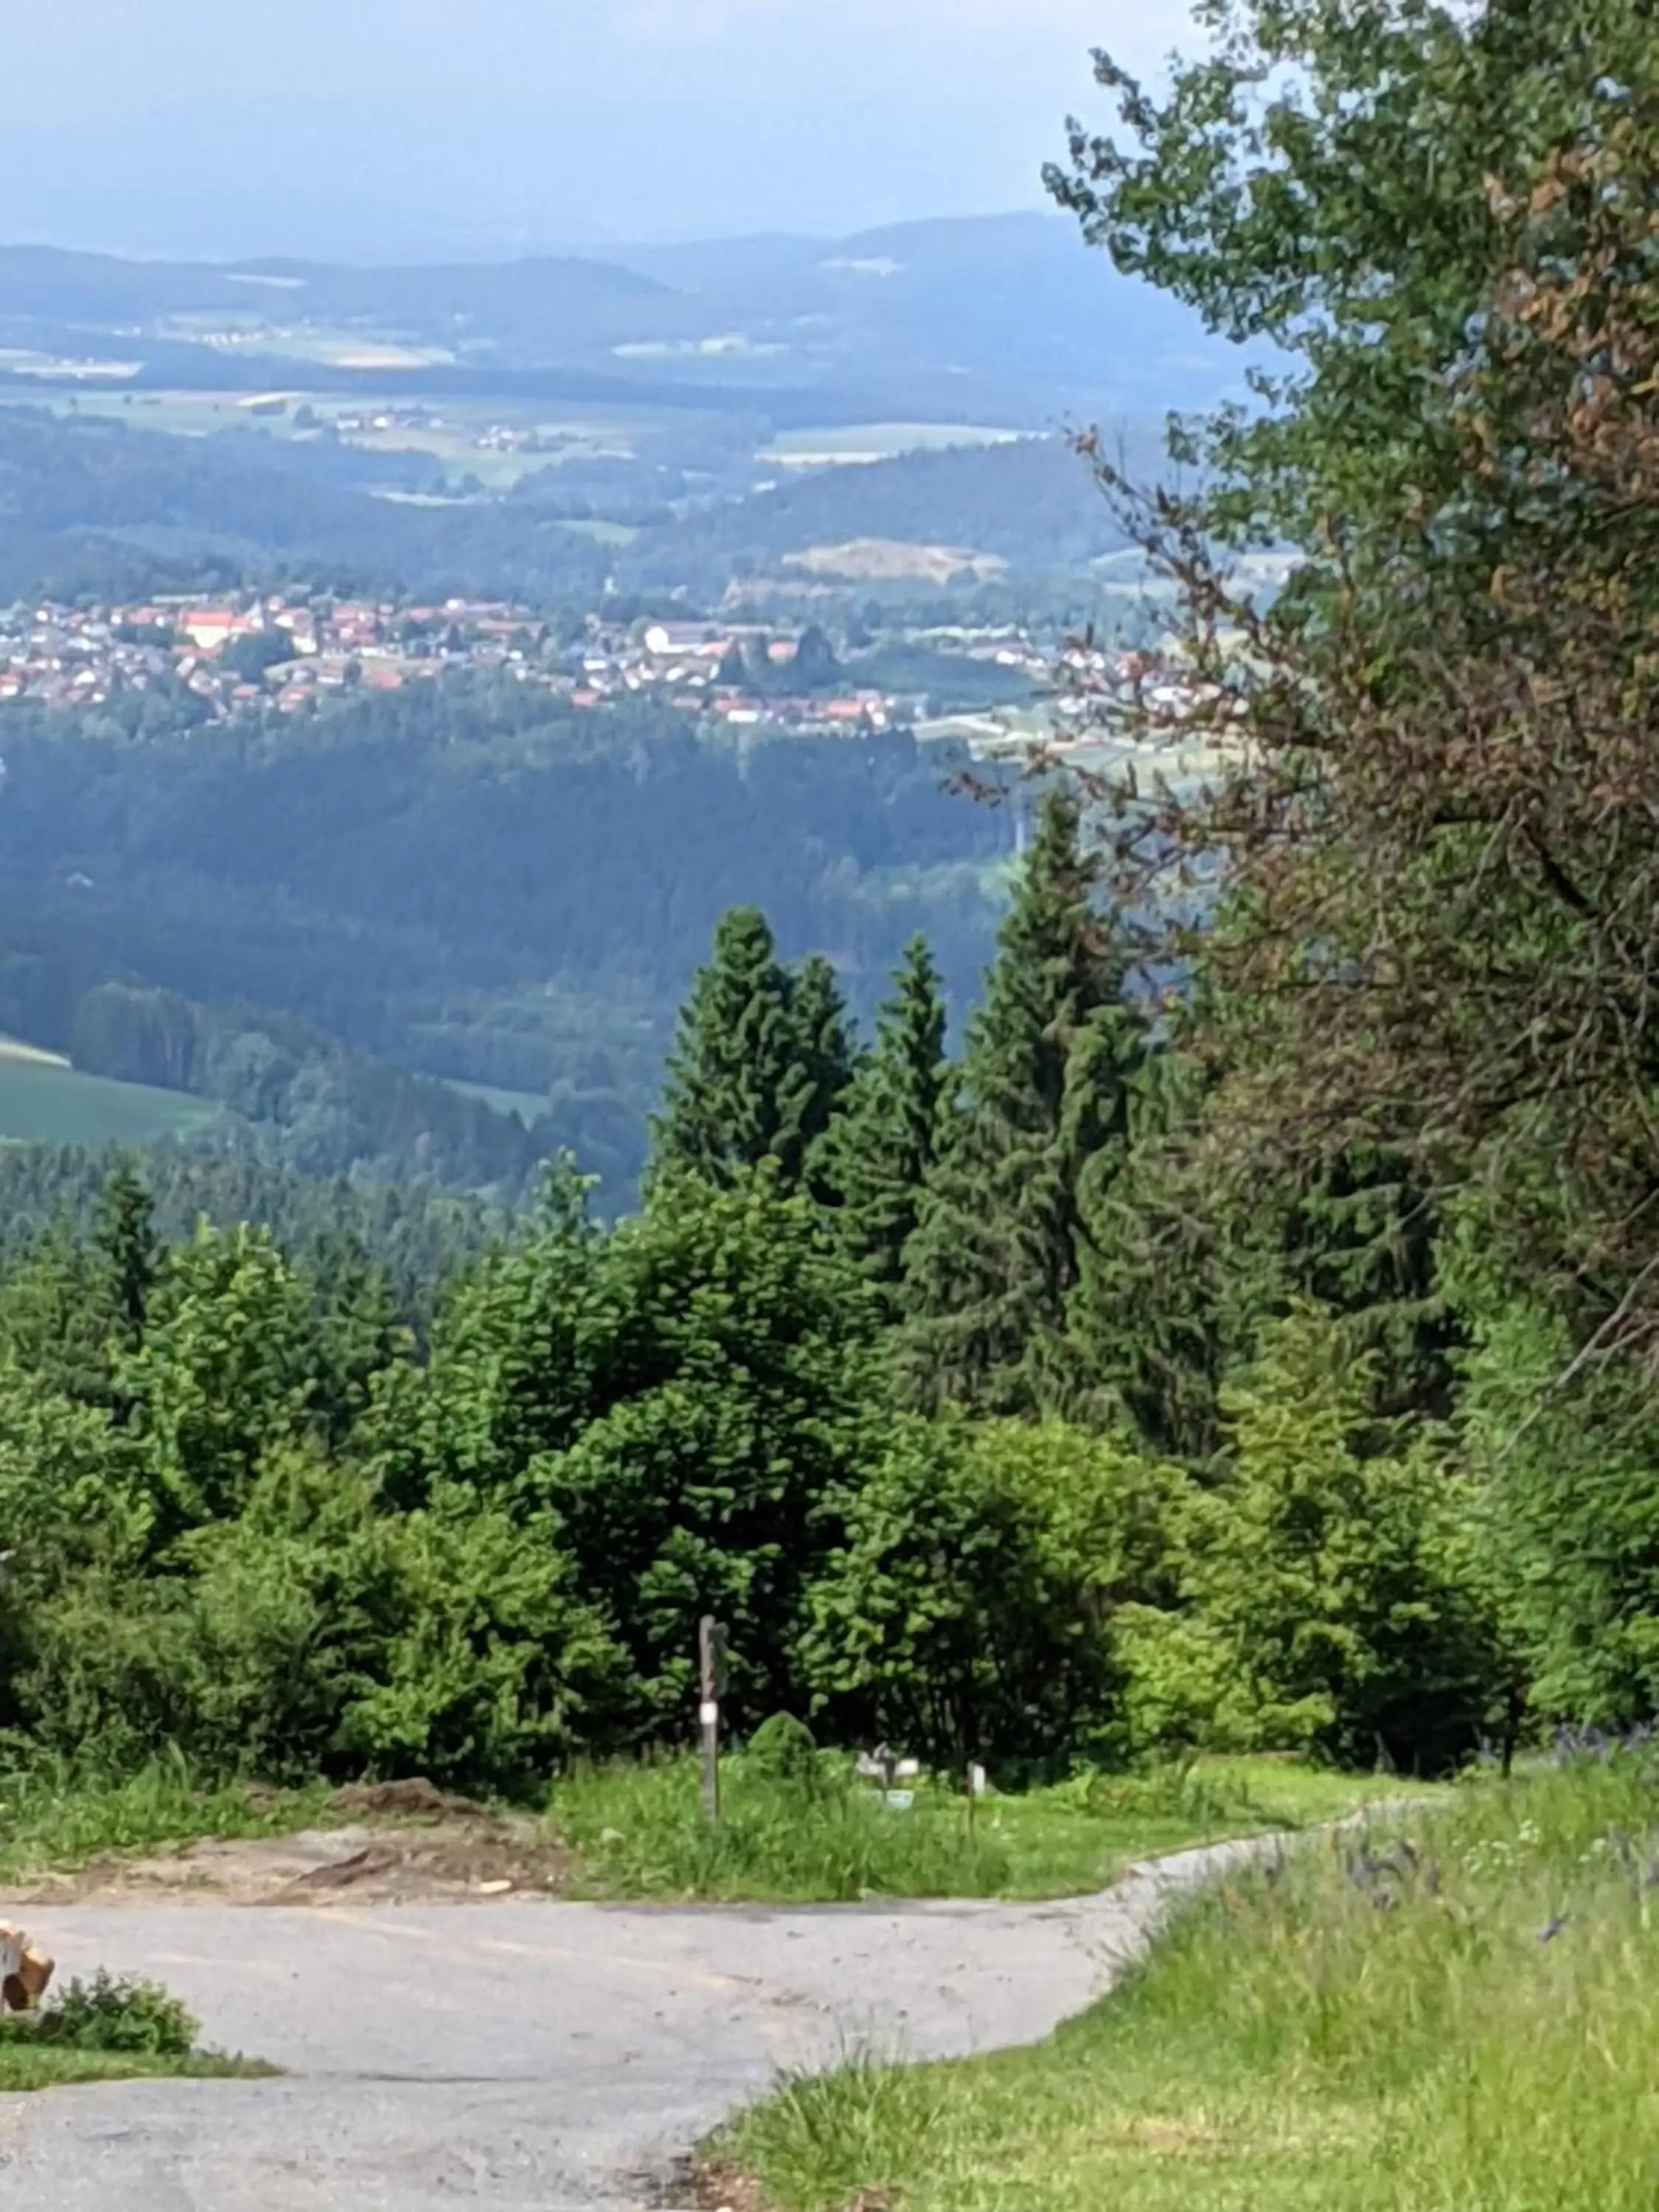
8,1793 -> 576,1910
330,1778 -> 485,1821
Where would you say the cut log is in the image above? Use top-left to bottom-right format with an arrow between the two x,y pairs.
0,1921 -> 55,2011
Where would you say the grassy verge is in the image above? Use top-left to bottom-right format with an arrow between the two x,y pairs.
549,1752 -> 1438,1905
0,2046 -> 269,2092
0,1970 -> 272,2094
0,1747 -> 1438,1907
0,1756 -> 333,1884
718,1754 -> 1659,2211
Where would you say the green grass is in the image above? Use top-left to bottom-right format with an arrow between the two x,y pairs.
979,1755 -> 1441,1900
0,1056 -> 219,1147
720,1755 -> 1659,2212
0,2045 -> 268,2090
0,1754 -> 332,1884
552,1756 -> 1009,1902
549,1751 -> 1435,1905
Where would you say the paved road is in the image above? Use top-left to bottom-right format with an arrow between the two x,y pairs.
0,1839 -> 1261,2211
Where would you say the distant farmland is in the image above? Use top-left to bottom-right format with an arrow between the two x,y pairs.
0,1042 -> 219,1148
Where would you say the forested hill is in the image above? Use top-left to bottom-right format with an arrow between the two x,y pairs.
0,408 -> 612,605
0,684 -> 1011,1200
613,434 -> 1146,589
0,406 -> 1144,611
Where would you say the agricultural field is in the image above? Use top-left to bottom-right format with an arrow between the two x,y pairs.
32,388 -> 678,488
0,1042 -> 218,1148
35,390 -> 259,437
760,423 -> 1029,467
784,538 -> 1008,584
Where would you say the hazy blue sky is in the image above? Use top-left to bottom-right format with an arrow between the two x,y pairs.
0,0 -> 1200,257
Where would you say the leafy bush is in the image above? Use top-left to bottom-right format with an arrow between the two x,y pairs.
1,1972 -> 197,2055
745,1713 -> 823,1788
333,1485 -> 631,1791
801,1416 -> 1178,1773
406,1168 -> 886,1737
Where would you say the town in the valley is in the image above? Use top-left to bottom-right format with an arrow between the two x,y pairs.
0,587 -> 1180,742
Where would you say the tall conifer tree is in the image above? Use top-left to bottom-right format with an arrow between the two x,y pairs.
790,953 -> 858,1200
820,936 -> 948,1308
96,1160 -> 158,1352
901,787 -> 1144,1412
650,908 -> 852,1193
1068,1044 -> 1455,1460
1065,1039 -> 1265,1461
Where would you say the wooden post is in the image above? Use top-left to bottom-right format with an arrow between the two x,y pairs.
699,1615 -> 724,1825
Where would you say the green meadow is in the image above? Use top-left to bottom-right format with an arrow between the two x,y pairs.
0,1044 -> 218,1148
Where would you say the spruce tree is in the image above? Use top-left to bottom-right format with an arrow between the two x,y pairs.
1068,1046 -> 1455,1461
96,1160 -> 158,1352
305,1231 -> 408,1448
901,787 -> 1144,1413
650,909 -> 853,1193
820,936 -> 948,1310
1281,1144 -> 1456,1424
1066,1039 -> 1269,1462
790,953 -> 857,1199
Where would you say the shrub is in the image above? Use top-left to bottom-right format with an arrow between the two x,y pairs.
1133,1310 -> 1503,1773
800,1415 -> 1178,1773
10,1972 -> 197,2055
745,1712 -> 821,1787
406,1169 -> 886,1737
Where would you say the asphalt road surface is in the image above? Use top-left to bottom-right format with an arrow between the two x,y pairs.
0,1838 -> 1261,2211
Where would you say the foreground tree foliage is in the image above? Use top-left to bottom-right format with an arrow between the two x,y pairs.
1036,0 -> 1659,1751
1054,1 -> 1659,1342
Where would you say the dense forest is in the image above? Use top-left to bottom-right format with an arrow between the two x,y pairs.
0,1145 -> 498,1323
3,0 -> 1656,1806
0,806 -> 1504,1785
0,686 -> 1012,1200
0,408 -> 613,605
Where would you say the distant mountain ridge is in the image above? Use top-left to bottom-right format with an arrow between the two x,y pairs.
0,215 -> 1248,427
